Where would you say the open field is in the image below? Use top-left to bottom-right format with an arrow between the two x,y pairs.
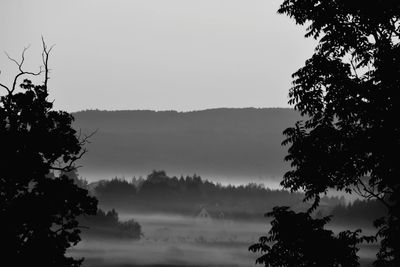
70,212 -> 378,267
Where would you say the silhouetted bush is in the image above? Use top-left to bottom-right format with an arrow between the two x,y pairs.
249,207 -> 373,266
79,208 -> 142,239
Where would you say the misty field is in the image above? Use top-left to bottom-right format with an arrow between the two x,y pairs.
69,212 -> 378,267
71,213 -> 263,267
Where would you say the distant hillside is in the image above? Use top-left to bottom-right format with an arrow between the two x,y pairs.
72,108 -> 302,183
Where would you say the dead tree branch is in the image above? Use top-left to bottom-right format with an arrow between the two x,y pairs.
0,38 -> 54,95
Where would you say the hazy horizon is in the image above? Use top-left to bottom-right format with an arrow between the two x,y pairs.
72,108 -> 300,185
72,106 -> 293,113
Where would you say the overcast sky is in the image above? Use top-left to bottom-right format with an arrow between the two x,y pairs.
0,0 -> 315,112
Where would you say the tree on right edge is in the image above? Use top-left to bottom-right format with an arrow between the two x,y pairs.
251,1 -> 399,266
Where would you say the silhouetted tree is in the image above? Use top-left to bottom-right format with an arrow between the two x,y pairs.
0,39 -> 97,266
95,177 -> 137,202
252,1 -> 399,266
61,169 -> 90,189
249,207 -> 366,267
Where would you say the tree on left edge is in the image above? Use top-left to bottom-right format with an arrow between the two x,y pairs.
0,39 -> 98,267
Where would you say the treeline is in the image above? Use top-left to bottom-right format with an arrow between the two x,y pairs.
79,208 -> 142,239
88,171 -> 385,225
330,199 -> 386,227
59,170 -> 143,239
92,170 -> 344,220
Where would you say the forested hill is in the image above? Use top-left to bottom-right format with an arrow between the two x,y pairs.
72,108 -> 301,183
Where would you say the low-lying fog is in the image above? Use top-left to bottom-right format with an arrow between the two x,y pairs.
71,213 -> 263,267
70,212 -> 378,267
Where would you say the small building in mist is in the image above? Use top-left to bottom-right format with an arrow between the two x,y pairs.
195,207 -> 226,225
196,207 -> 213,224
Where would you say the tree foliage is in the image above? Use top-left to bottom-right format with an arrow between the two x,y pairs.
0,40 -> 97,266
252,1 -> 399,266
249,207 -> 368,267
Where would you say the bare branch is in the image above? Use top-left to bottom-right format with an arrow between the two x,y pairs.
50,148 -> 88,173
3,44 -> 47,94
41,36 -> 55,90
79,129 -> 98,146
11,69 -> 43,93
5,52 -> 22,70
0,75 -> 10,93
4,45 -> 31,72
2,37 -> 55,95
357,178 -> 390,210
49,129 -> 96,174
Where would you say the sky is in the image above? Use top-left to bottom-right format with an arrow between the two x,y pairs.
0,0 -> 315,112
